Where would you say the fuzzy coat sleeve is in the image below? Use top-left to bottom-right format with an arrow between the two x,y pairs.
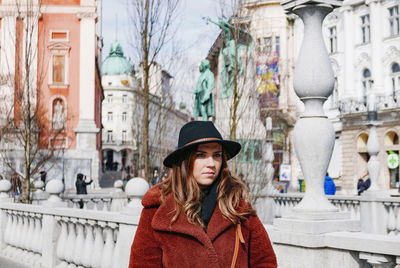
129,207 -> 162,268
248,215 -> 277,268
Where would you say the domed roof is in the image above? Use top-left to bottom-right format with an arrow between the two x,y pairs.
102,42 -> 133,76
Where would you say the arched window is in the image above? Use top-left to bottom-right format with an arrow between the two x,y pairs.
391,63 -> 400,100
362,69 -> 373,105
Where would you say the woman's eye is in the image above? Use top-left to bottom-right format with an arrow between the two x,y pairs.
196,153 -> 205,157
214,153 -> 222,158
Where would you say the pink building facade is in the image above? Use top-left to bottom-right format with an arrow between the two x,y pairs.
0,0 -> 103,190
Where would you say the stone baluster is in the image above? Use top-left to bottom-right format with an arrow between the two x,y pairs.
385,203 -> 396,235
102,198 -> 110,211
112,225 -> 122,268
14,213 -> 23,249
72,199 -> 81,209
26,214 -> 35,252
92,198 -> 100,211
82,220 -> 95,267
91,221 -> 105,268
395,203 -> 400,235
101,222 -> 116,268
284,3 -> 338,214
3,211 -> 13,256
73,219 -> 86,266
34,214 -> 43,256
65,218 -> 77,263
55,217 -> 68,268
274,198 -> 281,218
8,212 -> 18,253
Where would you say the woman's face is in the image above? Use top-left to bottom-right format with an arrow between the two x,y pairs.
191,142 -> 223,187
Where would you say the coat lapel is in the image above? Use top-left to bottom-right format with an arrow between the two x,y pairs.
152,194 -> 213,248
206,204 -> 234,242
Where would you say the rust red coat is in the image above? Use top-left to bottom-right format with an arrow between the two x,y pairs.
129,186 -> 277,268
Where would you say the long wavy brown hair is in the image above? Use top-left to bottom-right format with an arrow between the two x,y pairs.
159,145 -> 254,227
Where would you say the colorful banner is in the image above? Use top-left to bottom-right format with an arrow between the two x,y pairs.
256,52 -> 280,108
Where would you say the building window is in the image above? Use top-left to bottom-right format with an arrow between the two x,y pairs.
50,30 -> 69,42
48,43 -> 70,87
122,94 -> 127,103
122,112 -> 127,122
275,36 -> 280,54
361,15 -> 370,44
328,26 -> 337,53
263,37 -> 272,53
362,68 -> 373,105
107,112 -> 113,121
107,94 -> 113,103
122,130 -> 127,144
107,130 -> 113,142
52,55 -> 66,85
392,63 -> 400,99
237,140 -> 262,163
389,6 -> 400,36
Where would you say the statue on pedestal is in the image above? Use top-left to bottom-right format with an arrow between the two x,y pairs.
204,17 -> 251,98
52,99 -> 65,130
193,60 -> 214,121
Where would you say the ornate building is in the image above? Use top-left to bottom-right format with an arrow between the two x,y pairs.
0,0 -> 103,190
101,42 -> 189,178
293,0 -> 400,193
205,0 -> 298,188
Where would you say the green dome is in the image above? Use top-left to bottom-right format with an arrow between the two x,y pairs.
102,42 -> 132,75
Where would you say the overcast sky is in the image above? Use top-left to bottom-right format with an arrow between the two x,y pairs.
101,0 -> 222,108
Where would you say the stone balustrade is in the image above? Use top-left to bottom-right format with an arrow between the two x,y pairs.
263,193 -> 400,235
0,202 -> 139,268
338,91 -> 400,115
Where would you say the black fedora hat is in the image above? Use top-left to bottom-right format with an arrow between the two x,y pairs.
163,121 -> 241,168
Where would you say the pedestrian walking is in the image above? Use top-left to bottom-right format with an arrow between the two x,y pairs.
75,173 -> 92,209
10,172 -> 22,199
324,172 -> 336,195
129,121 -> 277,268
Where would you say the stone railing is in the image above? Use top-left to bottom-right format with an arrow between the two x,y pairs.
0,177 -> 149,268
338,91 -> 400,115
31,180 -> 128,212
0,203 -> 139,268
264,193 -> 400,236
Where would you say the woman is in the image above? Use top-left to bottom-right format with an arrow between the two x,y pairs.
129,121 -> 277,268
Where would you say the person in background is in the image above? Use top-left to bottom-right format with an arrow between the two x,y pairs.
75,173 -> 93,209
324,172 -> 336,195
129,121 -> 277,268
357,174 -> 371,196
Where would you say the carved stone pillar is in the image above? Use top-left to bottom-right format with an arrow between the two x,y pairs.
273,1 -> 360,235
290,3 -> 338,213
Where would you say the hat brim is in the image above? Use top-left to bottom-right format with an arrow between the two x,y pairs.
163,139 -> 241,168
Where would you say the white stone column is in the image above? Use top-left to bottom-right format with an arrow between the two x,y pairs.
366,0 -> 384,92
342,4 -> 355,98
75,12 -> 99,146
291,4 -> 338,213
274,2 -> 360,236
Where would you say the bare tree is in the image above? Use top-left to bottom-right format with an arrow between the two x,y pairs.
0,1 -> 64,203
208,0 -> 286,201
127,0 -> 182,181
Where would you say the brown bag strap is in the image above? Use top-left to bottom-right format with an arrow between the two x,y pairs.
231,223 -> 245,268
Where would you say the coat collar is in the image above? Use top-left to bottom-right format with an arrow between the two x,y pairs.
151,193 -> 235,247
